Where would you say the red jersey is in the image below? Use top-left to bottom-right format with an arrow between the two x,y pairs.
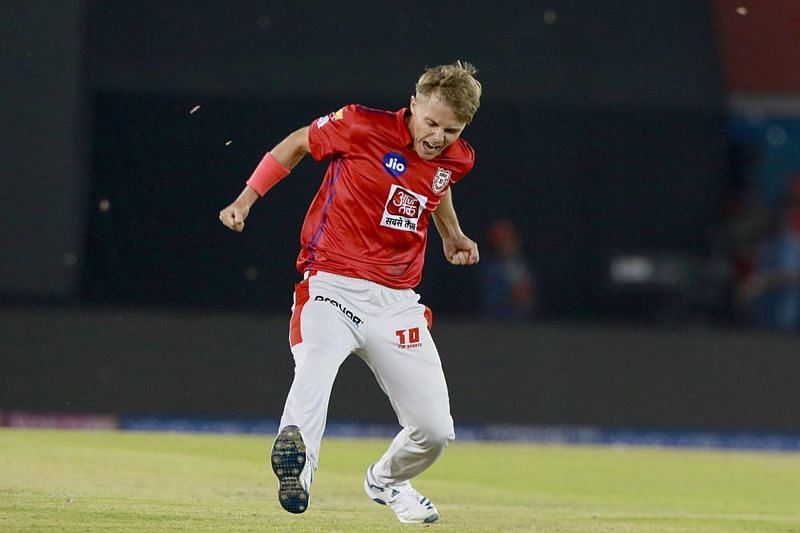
298,104 -> 475,289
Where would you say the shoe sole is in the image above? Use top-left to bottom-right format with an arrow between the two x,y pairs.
423,514 -> 440,524
271,425 -> 309,514
398,513 -> 439,524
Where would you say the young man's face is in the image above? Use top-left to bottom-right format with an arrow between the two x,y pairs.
408,92 -> 467,160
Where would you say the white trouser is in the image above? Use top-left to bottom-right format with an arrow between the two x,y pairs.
279,270 -> 455,485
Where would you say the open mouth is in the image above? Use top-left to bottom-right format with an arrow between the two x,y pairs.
422,140 -> 440,152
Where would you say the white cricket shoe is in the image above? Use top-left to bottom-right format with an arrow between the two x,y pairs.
364,464 -> 439,523
271,425 -> 312,514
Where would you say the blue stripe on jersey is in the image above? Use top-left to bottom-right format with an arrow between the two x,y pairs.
304,159 -> 343,269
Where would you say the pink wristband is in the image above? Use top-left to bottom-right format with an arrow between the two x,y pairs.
246,152 -> 290,196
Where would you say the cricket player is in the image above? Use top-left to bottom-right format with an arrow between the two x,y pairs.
219,61 -> 482,524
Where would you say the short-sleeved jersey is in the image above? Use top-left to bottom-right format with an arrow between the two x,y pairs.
298,104 -> 475,289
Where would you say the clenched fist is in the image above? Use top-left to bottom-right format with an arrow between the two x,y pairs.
219,202 -> 250,232
443,233 -> 480,266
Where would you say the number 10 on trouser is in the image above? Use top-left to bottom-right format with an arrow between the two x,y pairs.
395,327 -> 420,347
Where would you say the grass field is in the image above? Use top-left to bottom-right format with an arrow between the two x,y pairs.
1,429 -> 799,532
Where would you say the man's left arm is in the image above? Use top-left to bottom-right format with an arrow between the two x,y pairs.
432,189 -> 480,266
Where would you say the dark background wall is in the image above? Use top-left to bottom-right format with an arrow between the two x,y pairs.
79,0 -> 726,319
2,0 -> 727,317
0,0 -> 87,298
3,1 -> 798,432
3,307 -> 799,431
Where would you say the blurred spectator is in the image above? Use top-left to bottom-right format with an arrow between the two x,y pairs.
708,186 -> 770,325
739,208 -> 800,331
481,220 -> 537,321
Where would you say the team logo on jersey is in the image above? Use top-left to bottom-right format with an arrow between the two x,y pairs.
432,167 -> 452,194
315,107 -> 345,128
380,184 -> 428,233
383,152 -> 407,178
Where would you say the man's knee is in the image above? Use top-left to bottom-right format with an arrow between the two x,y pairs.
409,417 -> 455,450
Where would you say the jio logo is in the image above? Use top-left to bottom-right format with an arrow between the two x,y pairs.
382,152 -> 407,178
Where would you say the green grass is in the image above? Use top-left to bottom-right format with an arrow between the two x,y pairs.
1,429 -> 799,532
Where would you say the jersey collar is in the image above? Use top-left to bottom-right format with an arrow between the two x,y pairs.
396,108 -> 414,148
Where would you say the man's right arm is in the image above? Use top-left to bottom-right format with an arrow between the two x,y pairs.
219,126 -> 310,232
271,126 -> 312,169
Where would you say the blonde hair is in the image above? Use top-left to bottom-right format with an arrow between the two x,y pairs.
415,60 -> 482,124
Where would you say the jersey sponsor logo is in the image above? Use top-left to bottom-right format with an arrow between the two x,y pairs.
316,115 -> 330,128
313,295 -> 363,326
432,167 -> 452,194
395,327 -> 422,349
380,184 -> 428,233
382,152 -> 407,178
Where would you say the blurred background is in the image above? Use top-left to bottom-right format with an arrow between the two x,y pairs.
1,1 -> 799,439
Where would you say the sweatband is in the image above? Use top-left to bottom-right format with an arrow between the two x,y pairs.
246,152 -> 290,196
